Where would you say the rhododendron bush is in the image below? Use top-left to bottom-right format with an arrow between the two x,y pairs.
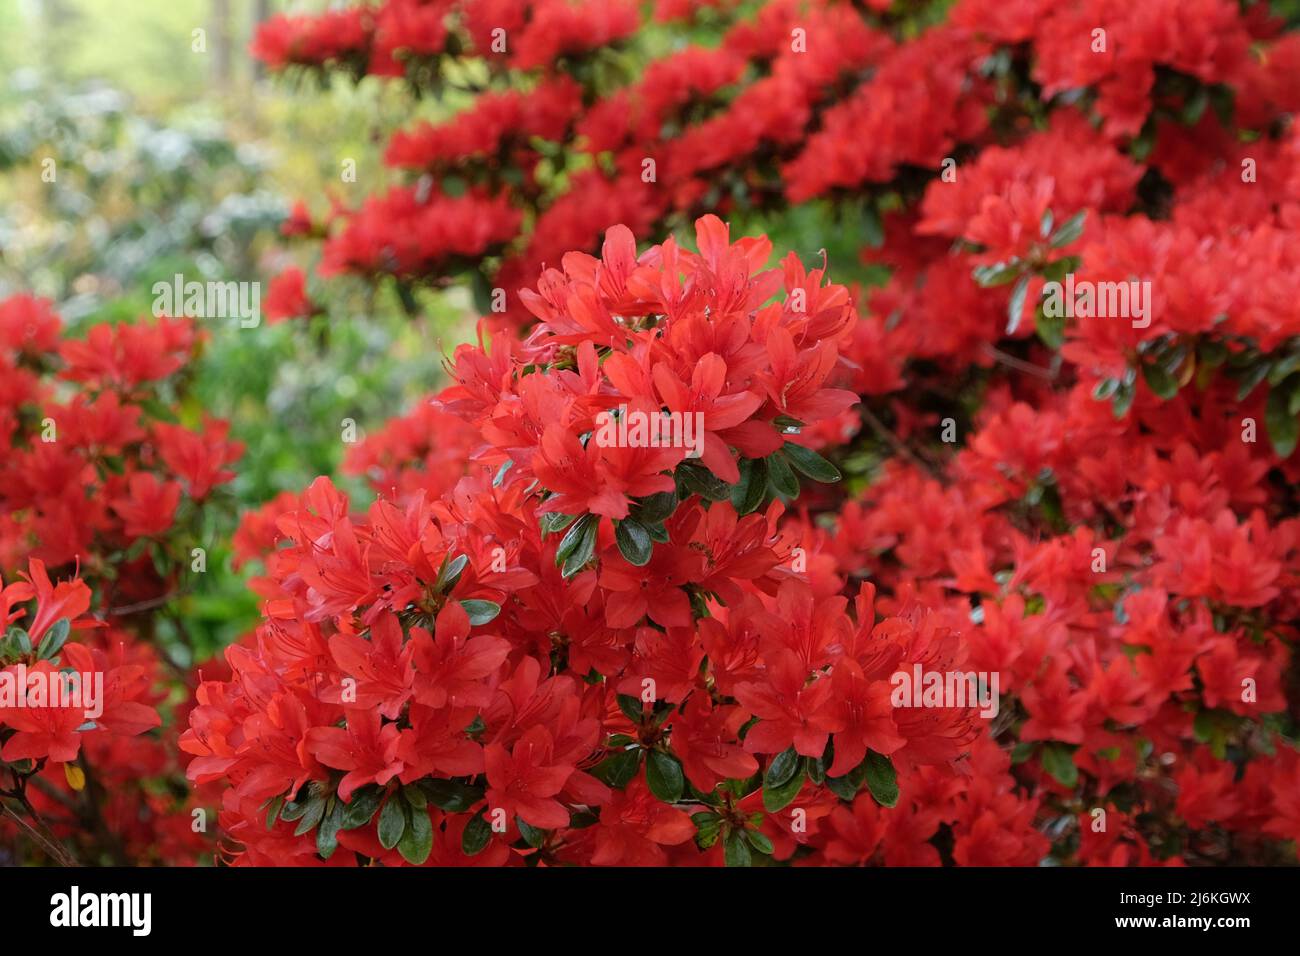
7,0 -> 1300,872
189,0 -> 1300,868
0,296 -> 241,864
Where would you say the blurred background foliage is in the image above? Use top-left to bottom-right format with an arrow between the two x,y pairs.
0,0 -> 471,655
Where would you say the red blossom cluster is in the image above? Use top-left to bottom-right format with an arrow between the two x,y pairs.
254,0 -> 1300,328
187,218 -> 1049,866
0,295 -> 240,864
222,0 -> 1300,866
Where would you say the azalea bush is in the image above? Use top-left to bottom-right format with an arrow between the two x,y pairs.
5,0 -> 1300,868
173,0 -> 1300,867
0,295 -> 240,864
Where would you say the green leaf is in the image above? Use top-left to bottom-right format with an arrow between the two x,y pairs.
615,519 -> 653,566
678,462 -> 730,502
279,797 -> 310,823
461,812 -> 493,856
762,762 -> 806,813
459,599 -> 501,626
766,451 -> 799,499
646,750 -> 685,804
1236,362 -> 1270,401
782,443 -> 840,483
971,261 -> 1022,287
692,811 -> 723,850
265,795 -> 284,831
1006,273 -> 1031,335
617,694 -> 644,722
340,787 -> 383,829
540,510 -> 577,535
863,751 -> 899,808
723,830 -> 752,867
377,794 -> 407,850
293,791 -> 327,836
1112,379 -> 1136,418
316,798 -> 344,860
557,514 -> 598,577
730,458 -> 767,515
516,817 -> 546,848
826,755 -> 870,800
633,491 -> 676,524
1049,210 -> 1086,248
35,618 -> 70,661
1266,383 -> 1299,458
555,513 -> 595,564
1141,361 -> 1179,400
1267,354 -> 1300,386
398,805 -> 434,864
764,746 -> 800,789
435,554 -> 469,592
1041,743 -> 1079,788
744,829 -> 775,856
1035,305 -> 1066,350
590,747 -> 641,788
420,779 -> 484,813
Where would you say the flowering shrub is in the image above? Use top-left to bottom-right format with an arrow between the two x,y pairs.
186,217 -> 1043,866
192,0 -> 1300,867
0,295 -> 240,864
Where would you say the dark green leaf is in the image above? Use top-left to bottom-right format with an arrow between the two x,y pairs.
293,791 -> 327,836
377,794 -> 407,849
723,830 -> 752,867
340,787 -> 383,829
764,746 -> 800,789
1141,361 -> 1179,400
971,261 -> 1022,287
762,762 -> 806,813
1265,383 -> 1299,458
766,451 -> 799,499
436,554 -> 469,592
398,805 -> 434,864
615,519 -> 653,566
617,694 -> 644,722
1006,273 -> 1031,335
730,458 -> 767,515
646,750 -> 685,804
516,817 -> 546,848
35,619 -> 70,661
692,811 -> 723,850
316,798 -> 344,859
264,796 -> 284,831
558,514 -> 598,577
863,751 -> 899,808
540,510 -> 577,535
590,747 -> 641,788
826,756 -> 870,800
420,779 -> 484,813
783,443 -> 840,483
1041,743 -> 1079,788
633,491 -> 676,524
744,829 -> 774,856
678,462 -> 730,502
459,599 -> 501,626
461,812 -> 493,856
1049,210 -> 1086,248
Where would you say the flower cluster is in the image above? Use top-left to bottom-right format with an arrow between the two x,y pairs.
224,0 -> 1300,866
0,295 -> 240,864
185,219 -> 1051,865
